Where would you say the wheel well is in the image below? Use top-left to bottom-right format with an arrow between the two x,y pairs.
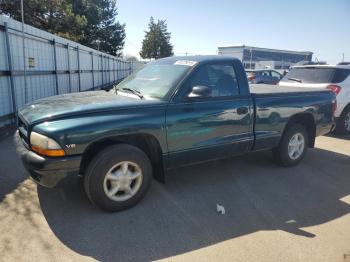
284,113 -> 316,147
340,103 -> 350,116
79,134 -> 165,183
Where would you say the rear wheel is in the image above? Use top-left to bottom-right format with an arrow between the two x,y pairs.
335,107 -> 350,135
84,144 -> 152,212
273,124 -> 308,166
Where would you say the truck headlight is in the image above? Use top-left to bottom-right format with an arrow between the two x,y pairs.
30,132 -> 65,157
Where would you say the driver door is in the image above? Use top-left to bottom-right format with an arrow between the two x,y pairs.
165,61 -> 253,168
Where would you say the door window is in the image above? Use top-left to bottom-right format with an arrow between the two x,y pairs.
261,71 -> 270,77
271,71 -> 281,78
189,63 -> 239,97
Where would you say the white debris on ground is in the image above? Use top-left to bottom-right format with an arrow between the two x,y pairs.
216,204 -> 225,215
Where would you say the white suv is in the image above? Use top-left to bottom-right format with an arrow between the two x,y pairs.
279,65 -> 350,134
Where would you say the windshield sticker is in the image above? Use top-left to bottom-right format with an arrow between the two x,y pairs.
174,60 -> 197,67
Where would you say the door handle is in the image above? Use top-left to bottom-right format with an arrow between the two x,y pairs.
237,107 -> 248,115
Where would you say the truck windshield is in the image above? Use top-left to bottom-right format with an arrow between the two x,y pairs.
116,61 -> 191,99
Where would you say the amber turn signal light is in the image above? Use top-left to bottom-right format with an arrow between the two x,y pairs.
31,145 -> 65,157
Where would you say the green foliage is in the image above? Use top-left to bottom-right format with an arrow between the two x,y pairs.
70,0 -> 125,56
140,17 -> 174,59
0,0 -> 125,56
0,0 -> 87,42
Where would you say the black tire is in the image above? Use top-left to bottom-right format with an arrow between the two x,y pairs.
335,106 -> 350,135
272,124 -> 309,167
84,144 -> 152,212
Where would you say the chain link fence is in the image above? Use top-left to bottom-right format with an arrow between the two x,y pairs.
0,15 -> 135,127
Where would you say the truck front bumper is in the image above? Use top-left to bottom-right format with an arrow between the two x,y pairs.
14,131 -> 82,188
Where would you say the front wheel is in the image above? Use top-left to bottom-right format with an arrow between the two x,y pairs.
272,124 -> 308,166
84,144 -> 152,212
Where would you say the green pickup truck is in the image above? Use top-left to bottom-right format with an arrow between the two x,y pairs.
15,56 -> 335,211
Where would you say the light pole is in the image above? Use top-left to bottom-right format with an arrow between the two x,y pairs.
21,0 -> 28,103
250,48 -> 253,69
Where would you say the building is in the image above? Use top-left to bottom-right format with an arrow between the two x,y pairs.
218,45 -> 313,70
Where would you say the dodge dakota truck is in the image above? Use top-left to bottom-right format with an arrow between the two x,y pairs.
15,56 -> 335,211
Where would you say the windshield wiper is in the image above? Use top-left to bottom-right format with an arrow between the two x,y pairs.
116,87 -> 144,99
288,77 -> 302,83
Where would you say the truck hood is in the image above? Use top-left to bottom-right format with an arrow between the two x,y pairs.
18,91 -> 165,124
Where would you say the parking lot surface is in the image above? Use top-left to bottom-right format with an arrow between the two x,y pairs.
0,132 -> 349,262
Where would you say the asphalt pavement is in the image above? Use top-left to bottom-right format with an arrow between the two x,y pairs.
0,132 -> 349,262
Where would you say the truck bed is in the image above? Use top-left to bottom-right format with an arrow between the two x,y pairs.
250,84 -> 327,95
250,83 -> 335,151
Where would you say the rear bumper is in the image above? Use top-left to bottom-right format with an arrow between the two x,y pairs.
14,131 -> 81,188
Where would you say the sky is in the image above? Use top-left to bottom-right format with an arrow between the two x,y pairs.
117,0 -> 350,64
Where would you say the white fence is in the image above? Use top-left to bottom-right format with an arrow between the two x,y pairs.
0,15 -> 134,127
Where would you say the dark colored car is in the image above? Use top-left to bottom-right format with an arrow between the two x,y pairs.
246,69 -> 283,84
15,56 -> 335,211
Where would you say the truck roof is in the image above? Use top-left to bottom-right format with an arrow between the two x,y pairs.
159,55 -> 241,64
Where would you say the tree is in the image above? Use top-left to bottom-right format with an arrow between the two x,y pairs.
0,0 -> 87,42
140,17 -> 173,59
0,0 -> 126,56
70,0 -> 126,56
124,55 -> 139,62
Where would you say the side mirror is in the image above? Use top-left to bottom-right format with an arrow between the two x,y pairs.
188,85 -> 211,98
